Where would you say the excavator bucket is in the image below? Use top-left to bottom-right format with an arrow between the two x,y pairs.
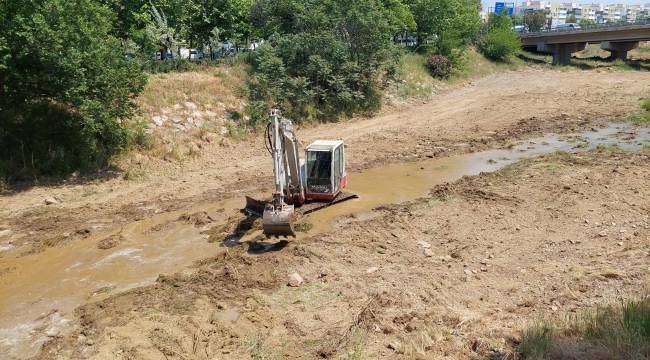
262,204 -> 295,237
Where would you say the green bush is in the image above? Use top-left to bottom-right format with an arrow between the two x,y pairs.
426,55 -> 453,78
478,11 -> 521,62
479,28 -> 521,61
246,0 -> 400,123
0,0 -> 146,180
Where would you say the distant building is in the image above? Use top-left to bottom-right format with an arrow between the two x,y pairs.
510,1 -> 648,27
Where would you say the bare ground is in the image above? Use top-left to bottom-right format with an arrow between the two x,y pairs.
1,67 -> 650,359
1,68 -> 649,253
35,149 -> 650,359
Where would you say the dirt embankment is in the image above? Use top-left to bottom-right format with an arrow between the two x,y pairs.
35,149 -> 650,359
2,69 -> 649,254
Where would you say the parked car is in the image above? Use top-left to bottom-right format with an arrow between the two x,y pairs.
552,23 -> 581,31
513,25 -> 527,33
179,47 -> 203,60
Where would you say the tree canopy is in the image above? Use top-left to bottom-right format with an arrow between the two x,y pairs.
0,0 -> 146,178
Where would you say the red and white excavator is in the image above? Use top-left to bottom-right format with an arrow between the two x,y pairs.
244,109 -> 357,236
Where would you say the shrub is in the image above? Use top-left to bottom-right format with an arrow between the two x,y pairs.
246,0 -> 399,123
479,28 -> 521,61
0,0 -> 146,180
479,11 -> 521,62
426,55 -> 453,78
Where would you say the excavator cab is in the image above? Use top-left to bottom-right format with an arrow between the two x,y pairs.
304,140 -> 347,201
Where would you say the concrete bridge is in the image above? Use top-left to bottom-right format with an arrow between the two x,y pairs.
521,20 -> 650,65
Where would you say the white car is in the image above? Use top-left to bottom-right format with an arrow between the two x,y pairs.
553,23 -> 581,31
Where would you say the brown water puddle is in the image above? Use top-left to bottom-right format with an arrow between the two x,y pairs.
0,122 -> 648,357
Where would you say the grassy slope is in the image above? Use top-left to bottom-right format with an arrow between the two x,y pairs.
132,49 -> 520,160
390,48 -> 522,99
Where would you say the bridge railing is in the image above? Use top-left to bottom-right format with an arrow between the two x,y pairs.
521,18 -> 650,37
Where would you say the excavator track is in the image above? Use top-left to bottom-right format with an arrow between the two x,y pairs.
244,192 -> 358,218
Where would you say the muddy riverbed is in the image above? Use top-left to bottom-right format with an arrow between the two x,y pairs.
34,137 -> 650,360
2,122 -> 649,359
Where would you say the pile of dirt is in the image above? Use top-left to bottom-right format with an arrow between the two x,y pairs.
36,149 -> 650,359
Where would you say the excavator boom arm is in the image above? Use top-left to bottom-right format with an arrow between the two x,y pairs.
264,110 -> 305,236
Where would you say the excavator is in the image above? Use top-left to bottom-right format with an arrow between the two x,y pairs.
244,109 -> 357,236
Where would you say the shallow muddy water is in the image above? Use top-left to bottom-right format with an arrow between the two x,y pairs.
0,122 -> 648,357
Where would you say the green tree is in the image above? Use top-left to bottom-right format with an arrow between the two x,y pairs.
404,0 -> 480,57
249,0 -> 400,121
524,10 -> 548,32
566,14 -> 577,23
146,1 -> 179,58
381,0 -> 416,35
579,18 -> 595,27
479,11 -> 521,61
184,0 -> 253,49
0,0 -> 147,179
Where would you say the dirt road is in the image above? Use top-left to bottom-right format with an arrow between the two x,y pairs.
1,67 -> 649,359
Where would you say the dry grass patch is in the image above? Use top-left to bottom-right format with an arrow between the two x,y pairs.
138,63 -> 248,116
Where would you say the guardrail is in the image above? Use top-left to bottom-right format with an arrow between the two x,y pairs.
521,18 -> 650,37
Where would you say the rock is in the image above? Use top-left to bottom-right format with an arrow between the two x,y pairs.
86,339 -> 94,346
152,115 -> 164,126
184,101 -> 197,110
318,269 -> 329,278
366,266 -> 379,274
44,197 -> 59,205
97,236 -> 120,250
463,269 -> 473,275
598,230 -> 608,237
387,341 -> 401,351
417,240 -> 431,249
551,306 -> 558,311
288,272 -> 304,287
480,267 -> 488,272
617,242 -> 624,246
424,249 -> 434,257
45,328 -> 60,337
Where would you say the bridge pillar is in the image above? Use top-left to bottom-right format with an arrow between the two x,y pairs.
600,41 -> 639,60
537,42 -> 586,65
